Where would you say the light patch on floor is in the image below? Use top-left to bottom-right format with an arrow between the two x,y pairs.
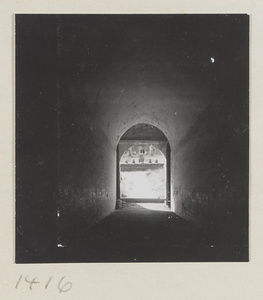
136,202 -> 171,212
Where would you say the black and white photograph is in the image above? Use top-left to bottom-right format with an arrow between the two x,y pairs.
15,14 -> 249,263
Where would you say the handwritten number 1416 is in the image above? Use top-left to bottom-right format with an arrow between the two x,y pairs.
15,275 -> 72,293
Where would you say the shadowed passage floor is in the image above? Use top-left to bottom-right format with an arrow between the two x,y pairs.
56,202 -> 248,263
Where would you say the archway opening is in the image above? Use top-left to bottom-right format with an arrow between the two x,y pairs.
116,123 -> 171,209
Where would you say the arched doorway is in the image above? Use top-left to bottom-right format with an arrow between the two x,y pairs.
116,123 -> 171,207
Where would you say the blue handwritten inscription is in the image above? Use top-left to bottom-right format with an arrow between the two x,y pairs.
15,275 -> 72,293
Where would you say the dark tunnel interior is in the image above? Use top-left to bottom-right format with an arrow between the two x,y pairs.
15,14 -> 249,263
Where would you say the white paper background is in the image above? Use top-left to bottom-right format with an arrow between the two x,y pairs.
0,1 -> 262,299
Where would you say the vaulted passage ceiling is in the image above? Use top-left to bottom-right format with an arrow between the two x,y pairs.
57,14 -> 248,149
